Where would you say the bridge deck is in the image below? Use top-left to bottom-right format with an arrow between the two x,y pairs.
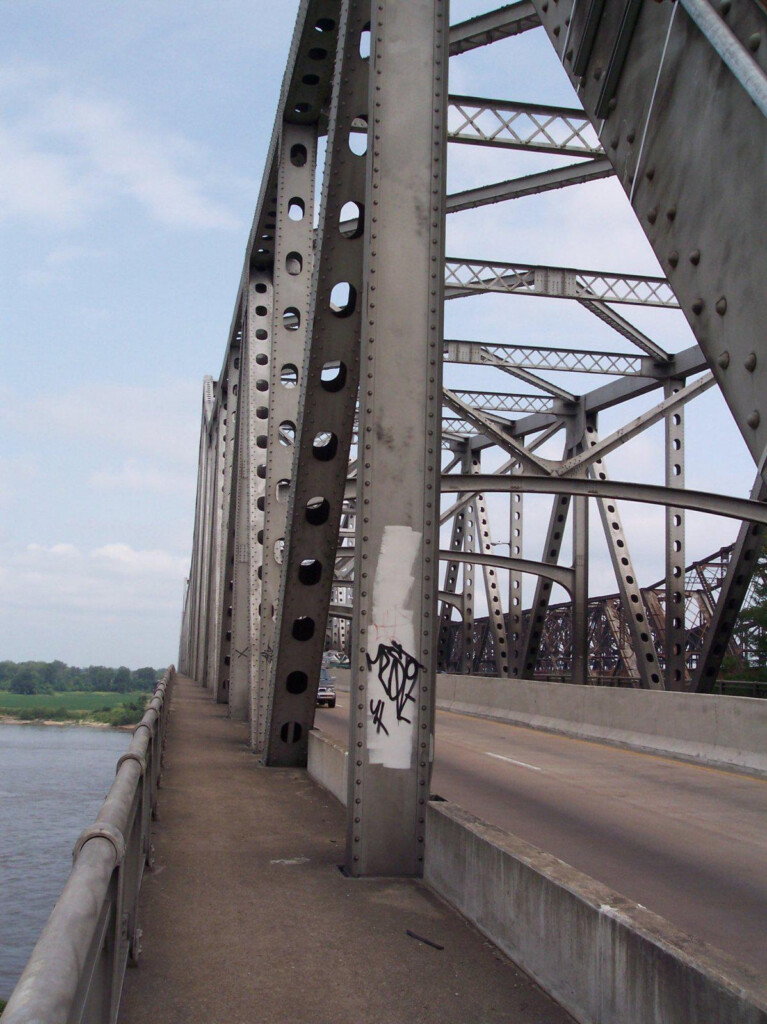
118,675 -> 573,1024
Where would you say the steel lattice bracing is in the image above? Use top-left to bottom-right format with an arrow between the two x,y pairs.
178,0 -> 767,878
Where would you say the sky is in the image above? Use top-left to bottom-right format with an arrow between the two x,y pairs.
1,2 -> 755,669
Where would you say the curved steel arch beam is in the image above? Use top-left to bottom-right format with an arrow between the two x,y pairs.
441,474 -> 767,524
438,548 -> 574,592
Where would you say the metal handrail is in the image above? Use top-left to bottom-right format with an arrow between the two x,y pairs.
3,667 -> 176,1024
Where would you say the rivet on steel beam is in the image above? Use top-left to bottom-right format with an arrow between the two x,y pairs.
745,352 -> 757,372
666,207 -> 676,221
748,33 -> 761,52
648,208 -> 658,224
646,166 -> 655,180
608,97 -> 617,112
566,48 -> 573,61
610,136 -> 619,149
541,1 -> 548,10
691,298 -> 704,314
719,0 -> 731,12
689,249 -> 701,265
715,296 -> 727,315
748,411 -> 761,429
594,66 -> 602,80
717,351 -> 730,369
553,25 -> 561,36
626,129 -> 635,143
668,251 -> 679,268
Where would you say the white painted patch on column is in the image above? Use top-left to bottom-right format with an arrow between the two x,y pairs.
366,525 -> 422,769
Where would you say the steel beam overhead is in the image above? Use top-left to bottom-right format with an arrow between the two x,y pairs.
442,340 -> 651,377
441,475 -> 767,526
444,259 -> 678,306
693,477 -> 767,693
553,373 -> 715,477
532,0 -> 767,468
440,549 -> 575,592
577,299 -> 671,361
446,157 -> 614,212
448,97 -> 602,155
449,2 -> 540,56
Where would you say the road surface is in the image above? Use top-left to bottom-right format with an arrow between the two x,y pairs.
316,698 -> 767,974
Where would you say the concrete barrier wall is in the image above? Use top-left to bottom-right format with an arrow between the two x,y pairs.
331,668 -> 766,775
438,674 -> 767,775
307,730 -> 767,1024
425,799 -> 767,1024
307,729 -> 348,806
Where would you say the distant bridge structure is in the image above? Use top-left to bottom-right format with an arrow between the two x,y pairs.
438,543 -> 763,681
178,0 -> 767,878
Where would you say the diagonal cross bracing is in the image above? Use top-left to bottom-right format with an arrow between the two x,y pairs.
444,259 -> 678,306
448,96 -> 602,155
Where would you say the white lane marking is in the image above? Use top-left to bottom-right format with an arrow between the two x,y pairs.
269,857 -> 310,866
484,752 -> 541,772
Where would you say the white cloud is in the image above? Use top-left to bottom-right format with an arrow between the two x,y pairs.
26,542 -> 78,557
0,63 -> 238,230
0,539 -> 187,665
22,244 -> 106,285
1,540 -> 186,617
91,542 -> 187,577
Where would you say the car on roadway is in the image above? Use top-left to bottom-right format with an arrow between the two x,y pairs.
316,667 -> 336,708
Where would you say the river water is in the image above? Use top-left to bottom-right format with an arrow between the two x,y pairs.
0,723 -> 130,1000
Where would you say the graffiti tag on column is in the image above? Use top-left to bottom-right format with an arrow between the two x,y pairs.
260,644 -> 274,663
366,640 -> 425,735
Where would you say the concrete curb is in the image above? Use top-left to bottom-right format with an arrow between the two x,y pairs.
425,799 -> 767,1024
307,729 -> 767,1024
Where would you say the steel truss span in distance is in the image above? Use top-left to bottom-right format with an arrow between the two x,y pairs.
179,0 -> 767,876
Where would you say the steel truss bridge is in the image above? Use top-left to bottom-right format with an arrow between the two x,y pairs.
440,542 -> 760,680
178,0 -> 767,877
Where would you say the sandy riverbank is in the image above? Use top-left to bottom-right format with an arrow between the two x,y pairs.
0,715 -> 135,731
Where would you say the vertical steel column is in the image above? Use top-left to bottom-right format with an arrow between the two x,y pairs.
665,379 -> 687,689
212,349 -> 242,704
694,476 -> 767,692
184,398 -> 210,679
263,0 -> 369,765
520,445 -> 572,677
203,406 -> 228,690
571,494 -> 589,684
228,337 -> 252,716
473,491 -> 509,676
437,498 -> 468,671
461,454 -> 478,674
252,125 -> 317,751
584,418 -> 663,689
229,280 -> 273,718
178,577 -> 190,674
508,465 -> 524,676
196,406 -> 221,687
346,0 -> 447,877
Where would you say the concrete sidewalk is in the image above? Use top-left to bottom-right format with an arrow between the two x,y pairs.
118,675 -> 573,1024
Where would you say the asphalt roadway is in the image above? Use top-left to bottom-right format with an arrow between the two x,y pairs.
316,698 -> 767,976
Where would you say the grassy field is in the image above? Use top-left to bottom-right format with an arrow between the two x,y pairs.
0,691 -> 150,726
0,691 -> 148,711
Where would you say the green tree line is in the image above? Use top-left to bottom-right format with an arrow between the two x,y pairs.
0,660 -> 163,695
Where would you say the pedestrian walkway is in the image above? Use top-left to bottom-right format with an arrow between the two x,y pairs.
118,675 -> 573,1024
